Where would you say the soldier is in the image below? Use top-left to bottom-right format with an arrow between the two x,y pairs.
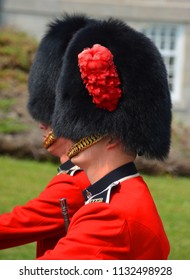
0,14 -> 93,258
38,15 -> 172,259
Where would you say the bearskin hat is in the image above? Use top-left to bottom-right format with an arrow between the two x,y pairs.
27,13 -> 95,125
53,17 -> 172,160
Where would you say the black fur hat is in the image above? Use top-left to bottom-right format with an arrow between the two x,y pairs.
53,17 -> 172,160
27,13 -> 95,125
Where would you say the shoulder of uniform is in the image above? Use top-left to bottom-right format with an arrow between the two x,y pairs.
57,165 -> 82,176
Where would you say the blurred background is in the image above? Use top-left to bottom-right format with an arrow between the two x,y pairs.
0,0 -> 190,259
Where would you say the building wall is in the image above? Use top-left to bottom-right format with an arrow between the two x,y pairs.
2,0 -> 190,39
1,0 -> 190,123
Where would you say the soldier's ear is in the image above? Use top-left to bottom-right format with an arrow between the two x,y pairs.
106,136 -> 120,150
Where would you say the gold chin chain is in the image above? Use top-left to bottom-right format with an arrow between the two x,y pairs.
67,134 -> 104,159
43,130 -> 56,149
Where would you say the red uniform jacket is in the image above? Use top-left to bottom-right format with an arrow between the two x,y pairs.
38,162 -> 170,260
0,160 -> 90,258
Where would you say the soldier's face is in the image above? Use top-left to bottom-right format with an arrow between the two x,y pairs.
49,137 -> 73,161
39,123 -> 51,141
39,123 -> 73,160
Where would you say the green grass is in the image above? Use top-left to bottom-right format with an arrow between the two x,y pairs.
0,155 -> 189,260
143,174 -> 190,260
0,156 -> 56,260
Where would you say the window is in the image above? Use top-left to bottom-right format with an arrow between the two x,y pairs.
140,24 -> 185,103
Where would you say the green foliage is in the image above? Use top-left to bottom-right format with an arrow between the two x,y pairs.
0,27 -> 37,72
0,98 -> 16,112
0,26 -> 37,92
0,69 -> 27,91
0,98 -> 29,133
0,118 -> 28,133
0,156 -> 189,260
0,27 -> 38,135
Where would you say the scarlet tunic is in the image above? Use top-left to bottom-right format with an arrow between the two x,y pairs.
38,162 -> 170,260
0,160 -> 90,258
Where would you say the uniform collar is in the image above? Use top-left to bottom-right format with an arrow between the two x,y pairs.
57,160 -> 82,176
57,160 -> 74,173
83,162 -> 138,203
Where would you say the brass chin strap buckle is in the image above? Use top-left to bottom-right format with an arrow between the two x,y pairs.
67,134 -> 104,159
43,130 -> 56,149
